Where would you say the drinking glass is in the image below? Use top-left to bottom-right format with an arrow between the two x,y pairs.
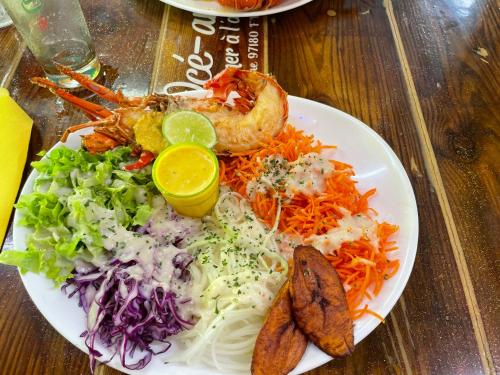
0,0 -> 100,88
0,3 -> 13,28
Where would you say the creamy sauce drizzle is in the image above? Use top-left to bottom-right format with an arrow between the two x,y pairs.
275,232 -> 303,260
307,208 -> 379,253
81,197 -> 200,322
246,153 -> 334,199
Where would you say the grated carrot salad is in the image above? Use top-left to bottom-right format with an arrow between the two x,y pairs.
220,125 -> 399,320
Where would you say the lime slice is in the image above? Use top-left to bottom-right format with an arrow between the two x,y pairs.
162,111 -> 217,148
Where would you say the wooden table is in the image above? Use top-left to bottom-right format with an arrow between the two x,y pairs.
0,0 -> 498,374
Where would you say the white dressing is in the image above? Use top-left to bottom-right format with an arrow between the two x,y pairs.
275,232 -> 303,259
307,208 -> 379,253
246,152 -> 334,198
77,199 -> 196,305
147,199 -> 202,247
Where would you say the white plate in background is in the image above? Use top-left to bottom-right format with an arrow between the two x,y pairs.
159,0 -> 313,18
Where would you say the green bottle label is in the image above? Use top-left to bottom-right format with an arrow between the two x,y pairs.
21,0 -> 43,13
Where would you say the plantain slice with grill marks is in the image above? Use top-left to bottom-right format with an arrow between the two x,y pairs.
290,245 -> 354,357
251,281 -> 308,375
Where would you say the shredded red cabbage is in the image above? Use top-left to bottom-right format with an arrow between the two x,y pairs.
63,255 -> 193,373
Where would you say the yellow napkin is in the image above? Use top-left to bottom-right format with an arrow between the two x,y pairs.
0,88 -> 33,245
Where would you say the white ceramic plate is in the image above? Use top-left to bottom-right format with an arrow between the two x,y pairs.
13,95 -> 418,374
159,0 -> 312,18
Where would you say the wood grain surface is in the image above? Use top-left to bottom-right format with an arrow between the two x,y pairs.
0,0 -> 498,374
0,26 -> 24,88
390,0 -> 500,371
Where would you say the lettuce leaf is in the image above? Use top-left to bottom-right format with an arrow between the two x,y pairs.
0,146 -> 158,285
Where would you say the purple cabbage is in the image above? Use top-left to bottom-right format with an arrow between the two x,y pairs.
136,205 -> 199,249
172,253 -> 194,282
63,256 -> 194,373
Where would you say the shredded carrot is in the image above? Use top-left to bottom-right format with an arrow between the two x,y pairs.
220,125 -> 399,320
352,304 -> 385,322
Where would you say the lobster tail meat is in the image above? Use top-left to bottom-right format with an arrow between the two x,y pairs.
32,67 -> 288,155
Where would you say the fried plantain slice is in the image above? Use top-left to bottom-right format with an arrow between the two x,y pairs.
290,245 -> 354,357
251,281 -> 308,375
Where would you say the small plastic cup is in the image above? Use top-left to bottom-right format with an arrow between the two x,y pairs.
152,143 -> 219,218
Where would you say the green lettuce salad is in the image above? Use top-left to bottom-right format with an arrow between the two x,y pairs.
0,146 -> 157,284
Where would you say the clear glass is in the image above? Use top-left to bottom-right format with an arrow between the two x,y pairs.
0,3 -> 13,28
0,0 -> 100,88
